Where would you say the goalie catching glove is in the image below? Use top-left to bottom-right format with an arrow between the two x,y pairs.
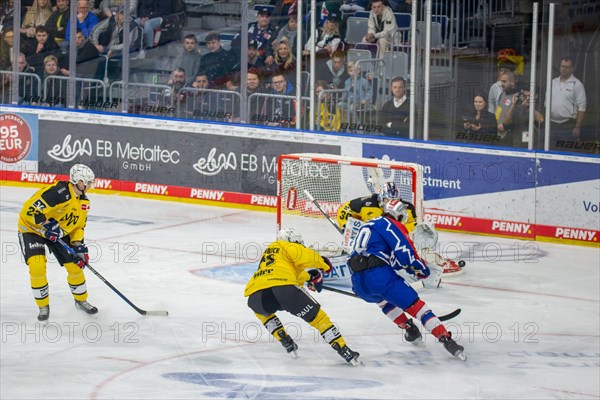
42,218 -> 62,242
71,244 -> 89,269
306,269 -> 324,292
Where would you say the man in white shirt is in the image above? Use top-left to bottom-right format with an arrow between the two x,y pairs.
550,57 -> 586,145
362,0 -> 397,58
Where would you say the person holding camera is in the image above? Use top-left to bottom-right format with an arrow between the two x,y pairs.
501,85 -> 544,148
461,94 -> 497,135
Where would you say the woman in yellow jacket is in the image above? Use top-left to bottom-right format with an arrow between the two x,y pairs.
244,228 -> 360,365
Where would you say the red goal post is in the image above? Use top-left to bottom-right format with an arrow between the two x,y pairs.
277,153 -> 424,255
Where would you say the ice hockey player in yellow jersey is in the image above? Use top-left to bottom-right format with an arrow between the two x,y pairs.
336,182 -> 417,233
18,164 -> 98,321
244,228 -> 360,365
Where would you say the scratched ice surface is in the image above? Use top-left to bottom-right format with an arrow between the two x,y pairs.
1,186 -> 598,399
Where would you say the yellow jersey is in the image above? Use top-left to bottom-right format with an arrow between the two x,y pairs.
244,240 -> 331,297
18,181 -> 90,242
336,194 -> 417,232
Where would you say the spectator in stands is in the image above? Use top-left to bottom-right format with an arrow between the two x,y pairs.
173,34 -> 201,85
246,68 -> 264,122
0,0 -> 16,34
25,25 -> 60,72
379,76 -> 409,137
324,51 -> 348,89
100,0 -> 138,19
340,0 -> 368,13
269,40 -> 296,83
501,86 -> 544,148
21,0 -> 53,39
304,13 -> 345,72
58,29 -> 99,74
339,61 -> 372,119
185,72 -> 221,121
488,60 -> 516,114
198,31 -> 236,88
232,7 -> 276,66
0,28 -> 16,70
1,52 -> 39,104
64,0 -> 99,48
90,6 -> 141,58
44,0 -> 69,46
262,72 -> 296,128
274,13 -> 298,50
460,94 -> 497,136
362,0 -> 397,59
315,80 -> 341,132
274,0 -> 295,29
494,70 -> 517,130
40,54 -> 66,106
549,56 -> 586,147
246,40 -> 266,74
164,66 -> 187,104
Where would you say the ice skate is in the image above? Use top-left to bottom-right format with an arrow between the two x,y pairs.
403,319 -> 423,344
37,306 -> 49,322
277,330 -> 298,358
75,300 -> 98,315
332,342 -> 361,366
440,333 -> 466,361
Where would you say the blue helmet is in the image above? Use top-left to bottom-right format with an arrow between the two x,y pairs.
378,182 -> 400,204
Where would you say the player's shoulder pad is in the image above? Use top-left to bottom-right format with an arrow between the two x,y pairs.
40,181 -> 72,207
349,193 -> 379,212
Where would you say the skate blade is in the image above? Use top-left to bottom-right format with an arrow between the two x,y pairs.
349,357 -> 362,366
409,339 -> 425,347
290,350 -> 298,359
455,351 -> 467,361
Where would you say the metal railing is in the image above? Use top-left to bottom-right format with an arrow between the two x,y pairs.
44,76 -> 107,108
109,82 -> 175,116
176,87 -> 240,122
0,71 -> 42,105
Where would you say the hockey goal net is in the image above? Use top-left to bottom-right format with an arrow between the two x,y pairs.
277,153 -> 424,256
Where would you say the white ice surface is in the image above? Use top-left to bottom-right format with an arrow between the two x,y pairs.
1,186 -> 599,400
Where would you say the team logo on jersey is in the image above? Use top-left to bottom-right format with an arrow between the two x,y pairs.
81,204 -> 90,210
32,199 -> 46,211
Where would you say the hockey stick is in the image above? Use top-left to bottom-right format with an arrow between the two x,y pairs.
322,285 -> 461,321
304,190 -> 343,234
57,239 -> 169,316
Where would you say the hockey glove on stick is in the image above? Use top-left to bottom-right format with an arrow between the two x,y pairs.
306,269 -> 324,292
71,244 -> 89,269
42,218 -> 62,242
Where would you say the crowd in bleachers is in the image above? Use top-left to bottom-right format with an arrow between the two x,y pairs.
0,0 -> 596,152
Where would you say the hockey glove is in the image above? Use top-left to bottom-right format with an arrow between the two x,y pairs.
321,256 -> 333,271
306,269 -> 324,293
42,218 -> 62,242
71,244 -> 89,269
409,265 -> 431,280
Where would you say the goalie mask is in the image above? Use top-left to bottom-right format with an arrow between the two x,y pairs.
383,199 -> 408,222
378,182 -> 400,205
276,228 -> 304,246
69,164 -> 95,192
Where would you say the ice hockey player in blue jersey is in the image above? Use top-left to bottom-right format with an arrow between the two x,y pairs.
348,199 -> 466,360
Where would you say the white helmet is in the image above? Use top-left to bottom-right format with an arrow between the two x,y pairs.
69,164 -> 95,188
276,228 -> 304,245
383,199 -> 408,222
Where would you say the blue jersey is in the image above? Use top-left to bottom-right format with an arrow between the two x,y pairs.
351,216 -> 429,275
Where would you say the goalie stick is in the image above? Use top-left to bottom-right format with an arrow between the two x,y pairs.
322,285 -> 461,322
304,190 -> 343,234
57,239 -> 169,316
